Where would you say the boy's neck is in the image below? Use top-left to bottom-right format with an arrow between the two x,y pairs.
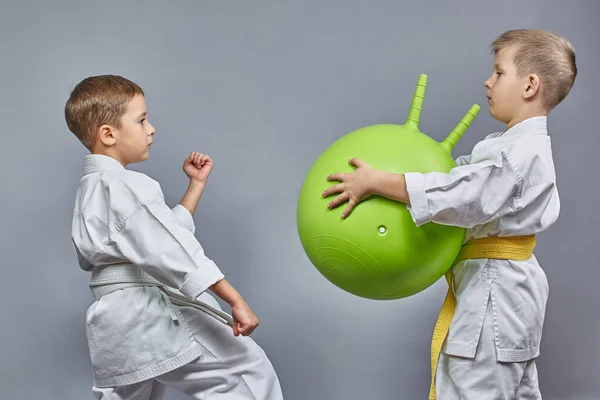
505,109 -> 547,131
90,148 -> 129,167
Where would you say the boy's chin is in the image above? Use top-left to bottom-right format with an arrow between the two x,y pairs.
488,108 -> 509,124
138,150 -> 150,162
127,153 -> 149,165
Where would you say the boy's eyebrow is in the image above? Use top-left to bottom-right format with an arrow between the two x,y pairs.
137,111 -> 147,119
494,63 -> 504,70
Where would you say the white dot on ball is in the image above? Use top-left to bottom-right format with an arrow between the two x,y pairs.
379,226 -> 386,234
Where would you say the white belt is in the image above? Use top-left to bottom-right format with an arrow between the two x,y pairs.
90,263 -> 233,327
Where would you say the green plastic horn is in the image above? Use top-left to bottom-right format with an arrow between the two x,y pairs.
297,74 -> 480,300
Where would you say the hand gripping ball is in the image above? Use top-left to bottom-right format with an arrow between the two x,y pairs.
296,74 -> 480,300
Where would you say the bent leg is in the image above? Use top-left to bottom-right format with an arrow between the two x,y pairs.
155,305 -> 284,400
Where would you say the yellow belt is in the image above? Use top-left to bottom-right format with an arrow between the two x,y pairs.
428,235 -> 537,400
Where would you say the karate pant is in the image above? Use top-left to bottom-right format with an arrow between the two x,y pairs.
435,298 -> 542,400
92,301 -> 284,400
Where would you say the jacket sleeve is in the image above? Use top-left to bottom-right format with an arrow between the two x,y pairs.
404,149 -> 521,228
454,154 -> 471,167
171,204 -> 196,233
107,176 -> 223,301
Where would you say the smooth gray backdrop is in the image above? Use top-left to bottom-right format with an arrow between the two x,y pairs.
1,1 -> 598,399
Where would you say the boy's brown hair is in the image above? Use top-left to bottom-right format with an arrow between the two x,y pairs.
65,75 -> 144,150
491,29 -> 577,111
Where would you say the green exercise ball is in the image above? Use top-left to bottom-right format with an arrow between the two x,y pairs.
297,74 -> 480,300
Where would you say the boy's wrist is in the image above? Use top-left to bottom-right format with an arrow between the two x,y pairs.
188,179 -> 206,190
209,279 -> 245,307
228,295 -> 245,308
369,169 -> 387,196
370,170 -> 409,203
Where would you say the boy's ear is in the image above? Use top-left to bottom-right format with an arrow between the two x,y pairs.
523,73 -> 540,100
97,124 -> 117,146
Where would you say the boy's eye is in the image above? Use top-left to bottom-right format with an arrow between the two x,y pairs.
139,119 -> 146,124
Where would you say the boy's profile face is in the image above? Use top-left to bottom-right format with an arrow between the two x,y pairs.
484,46 -> 529,126
98,94 -> 155,166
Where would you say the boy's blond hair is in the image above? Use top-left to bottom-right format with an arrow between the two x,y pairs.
491,29 -> 577,111
65,75 -> 144,150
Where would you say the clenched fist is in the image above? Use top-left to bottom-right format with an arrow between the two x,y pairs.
183,152 -> 213,183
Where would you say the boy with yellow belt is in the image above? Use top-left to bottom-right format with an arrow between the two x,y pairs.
322,29 -> 577,399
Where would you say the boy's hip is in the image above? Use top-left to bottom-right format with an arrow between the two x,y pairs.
85,286 -> 202,387
446,258 -> 549,362
437,303 -> 542,399
86,287 -> 271,389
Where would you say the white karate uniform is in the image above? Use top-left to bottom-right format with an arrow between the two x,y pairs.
404,116 -> 559,399
71,154 -> 284,400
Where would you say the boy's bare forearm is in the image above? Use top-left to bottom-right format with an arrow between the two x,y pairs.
209,278 -> 244,306
371,170 -> 410,205
179,180 -> 206,216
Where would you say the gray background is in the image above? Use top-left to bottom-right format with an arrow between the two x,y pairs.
0,1 -> 598,399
